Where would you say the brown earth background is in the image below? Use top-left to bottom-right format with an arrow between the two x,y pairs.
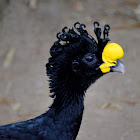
0,0 -> 140,140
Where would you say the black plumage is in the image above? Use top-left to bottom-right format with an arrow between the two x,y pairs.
0,22 -> 111,140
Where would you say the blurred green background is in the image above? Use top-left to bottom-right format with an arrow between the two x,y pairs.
0,0 -> 140,140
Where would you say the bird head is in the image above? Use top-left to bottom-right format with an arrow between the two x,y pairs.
46,22 -> 125,94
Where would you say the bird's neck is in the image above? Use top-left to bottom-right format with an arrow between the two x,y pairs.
46,81 -> 85,139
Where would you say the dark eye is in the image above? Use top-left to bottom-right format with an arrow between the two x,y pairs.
85,56 -> 94,62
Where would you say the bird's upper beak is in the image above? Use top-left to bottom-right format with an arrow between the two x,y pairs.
111,60 -> 125,74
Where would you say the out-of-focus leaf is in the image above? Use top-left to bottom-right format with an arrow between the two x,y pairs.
109,104 -> 123,111
11,103 -> 21,112
3,47 -> 16,68
100,103 -> 110,109
100,103 -> 123,111
115,98 -> 137,106
125,0 -> 138,6
0,97 -> 7,104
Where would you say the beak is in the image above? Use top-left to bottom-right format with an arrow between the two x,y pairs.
111,60 -> 125,74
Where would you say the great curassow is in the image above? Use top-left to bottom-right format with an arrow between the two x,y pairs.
0,22 -> 125,140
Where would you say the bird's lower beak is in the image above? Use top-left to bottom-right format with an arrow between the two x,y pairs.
111,60 -> 125,74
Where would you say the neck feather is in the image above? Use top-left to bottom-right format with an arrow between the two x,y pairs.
50,79 -> 85,114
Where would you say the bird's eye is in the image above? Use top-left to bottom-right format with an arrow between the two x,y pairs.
85,56 -> 94,62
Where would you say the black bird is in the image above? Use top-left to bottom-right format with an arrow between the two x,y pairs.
0,22 -> 125,140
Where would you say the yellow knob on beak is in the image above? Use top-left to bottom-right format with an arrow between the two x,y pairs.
100,43 -> 125,74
